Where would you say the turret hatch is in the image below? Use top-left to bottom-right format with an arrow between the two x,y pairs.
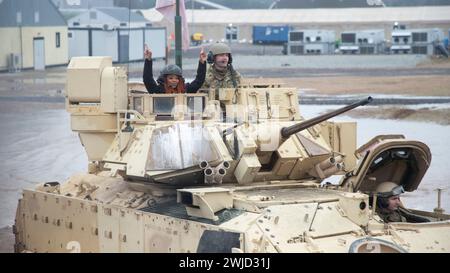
343,135 -> 432,194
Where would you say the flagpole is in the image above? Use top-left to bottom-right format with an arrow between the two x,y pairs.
175,0 -> 182,68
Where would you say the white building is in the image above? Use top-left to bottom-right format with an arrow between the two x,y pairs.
340,30 -> 385,54
391,28 -> 445,55
288,30 -> 335,55
52,0 -> 114,9
62,7 -> 152,29
0,0 -> 68,71
62,8 -> 166,62
67,27 -> 166,63
141,6 -> 450,44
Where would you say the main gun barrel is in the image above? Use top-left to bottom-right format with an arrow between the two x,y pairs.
281,96 -> 373,138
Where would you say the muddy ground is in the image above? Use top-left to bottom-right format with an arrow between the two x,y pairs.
347,107 -> 450,125
277,75 -> 450,97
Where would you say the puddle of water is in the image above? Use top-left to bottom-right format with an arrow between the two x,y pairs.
300,93 -> 450,100
22,79 -> 34,85
0,110 -> 87,228
34,78 -> 46,85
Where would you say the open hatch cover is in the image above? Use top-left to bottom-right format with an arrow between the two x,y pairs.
343,135 -> 432,193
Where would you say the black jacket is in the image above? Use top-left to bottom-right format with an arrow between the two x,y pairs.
143,59 -> 206,94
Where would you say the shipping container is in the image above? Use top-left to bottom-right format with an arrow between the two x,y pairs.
253,25 -> 290,45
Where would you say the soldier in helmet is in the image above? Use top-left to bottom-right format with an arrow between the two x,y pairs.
143,44 -> 207,94
202,42 -> 242,92
375,181 -> 430,223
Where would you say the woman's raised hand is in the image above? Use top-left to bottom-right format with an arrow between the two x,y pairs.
199,47 -> 207,64
144,44 -> 152,60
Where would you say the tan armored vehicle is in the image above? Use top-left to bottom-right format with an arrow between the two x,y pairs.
14,57 -> 450,253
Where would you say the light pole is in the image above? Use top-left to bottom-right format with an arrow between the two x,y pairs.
175,0 -> 182,68
191,0 -> 195,40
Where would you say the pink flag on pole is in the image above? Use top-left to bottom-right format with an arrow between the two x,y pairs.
155,0 -> 190,51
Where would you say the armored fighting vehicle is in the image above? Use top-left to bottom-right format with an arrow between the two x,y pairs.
14,57 -> 450,253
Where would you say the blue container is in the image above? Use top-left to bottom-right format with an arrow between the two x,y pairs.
253,25 -> 290,45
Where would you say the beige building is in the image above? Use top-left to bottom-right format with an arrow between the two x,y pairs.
140,6 -> 450,43
0,0 -> 68,71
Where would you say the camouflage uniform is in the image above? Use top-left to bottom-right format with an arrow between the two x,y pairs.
377,208 -> 407,223
201,42 -> 242,100
377,207 -> 430,223
202,64 -> 242,90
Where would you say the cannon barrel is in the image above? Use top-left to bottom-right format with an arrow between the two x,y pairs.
281,96 -> 373,138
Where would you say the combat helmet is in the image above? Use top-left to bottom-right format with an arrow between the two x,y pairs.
376,182 -> 405,198
376,181 -> 405,208
208,42 -> 233,64
160,64 -> 182,77
209,42 -> 232,55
